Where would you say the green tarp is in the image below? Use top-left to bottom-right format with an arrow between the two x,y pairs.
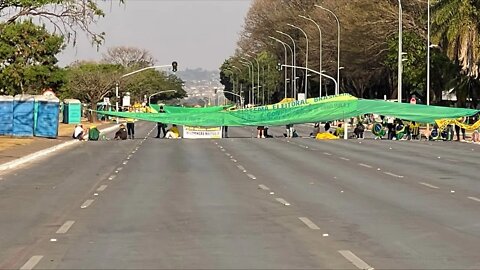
100,95 -> 479,126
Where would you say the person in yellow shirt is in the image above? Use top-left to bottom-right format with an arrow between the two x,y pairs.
165,124 -> 180,139
126,117 -> 135,139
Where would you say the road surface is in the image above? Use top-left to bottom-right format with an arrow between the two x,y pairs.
0,121 -> 479,269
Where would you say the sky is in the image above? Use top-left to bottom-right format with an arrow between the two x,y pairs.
57,0 -> 252,71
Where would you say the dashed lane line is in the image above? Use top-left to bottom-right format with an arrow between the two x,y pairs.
338,250 -> 374,270
323,152 -> 332,156
276,198 -> 291,206
56,221 -> 75,234
298,217 -> 320,230
19,256 -> 44,270
122,161 -> 128,165
96,185 -> 108,192
384,172 -> 404,178
419,182 -> 440,189
80,199 -> 94,209
247,174 -> 257,180
230,159 -> 237,163
339,157 -> 350,161
108,175 -> 116,181
358,163 -> 373,168
468,196 -> 480,202
258,184 -> 270,191
237,165 -> 247,172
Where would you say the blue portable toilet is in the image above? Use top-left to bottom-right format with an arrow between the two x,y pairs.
13,95 -> 35,137
63,99 -> 81,124
34,95 -> 60,138
0,95 -> 14,136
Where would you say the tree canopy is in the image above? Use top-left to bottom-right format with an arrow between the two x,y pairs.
0,20 -> 65,95
222,0 -> 480,108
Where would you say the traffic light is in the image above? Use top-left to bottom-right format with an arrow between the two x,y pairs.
172,61 -> 178,72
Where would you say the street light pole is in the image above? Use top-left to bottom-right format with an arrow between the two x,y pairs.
316,5 -> 340,95
427,0 -> 430,106
269,36 -> 288,99
299,15 -> 322,97
240,61 -> 253,105
246,53 -> 261,105
398,0 -> 403,103
241,57 -> 256,105
270,36 -> 294,98
287,23 -> 309,99
218,90 -> 244,108
276,30 -> 297,99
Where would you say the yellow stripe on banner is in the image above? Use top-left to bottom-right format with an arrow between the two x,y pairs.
435,119 -> 480,131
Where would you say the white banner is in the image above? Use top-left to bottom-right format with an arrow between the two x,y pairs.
182,126 -> 222,139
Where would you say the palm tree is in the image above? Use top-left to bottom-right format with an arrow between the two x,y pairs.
431,0 -> 480,78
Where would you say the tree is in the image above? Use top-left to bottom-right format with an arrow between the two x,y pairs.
62,62 -> 122,122
0,0 -> 125,46
431,0 -> 480,77
102,46 -> 156,68
0,20 -> 65,95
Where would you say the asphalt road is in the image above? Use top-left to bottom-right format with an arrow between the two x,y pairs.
0,121 -> 479,269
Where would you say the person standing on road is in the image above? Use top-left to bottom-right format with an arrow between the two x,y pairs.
455,117 -> 466,141
126,117 -> 135,139
155,106 -> 167,138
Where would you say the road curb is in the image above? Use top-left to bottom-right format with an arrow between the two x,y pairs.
0,125 -> 119,173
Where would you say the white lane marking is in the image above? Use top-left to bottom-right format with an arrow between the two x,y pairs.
468,196 -> 480,202
20,255 -> 44,270
132,151 -> 136,154
419,182 -> 440,189
80,199 -> 94,209
237,165 -> 247,172
258,184 -> 270,191
225,153 -> 231,157
358,163 -> 372,168
96,185 -> 108,192
122,161 -> 128,165
221,149 -> 226,152
338,250 -> 374,270
384,172 -> 404,178
247,174 -> 257,180
231,159 -> 237,163
276,198 -> 291,206
339,157 -> 350,161
298,217 -> 320,230
108,175 -> 116,180
117,167 -> 123,171
323,152 -> 332,156
56,221 -> 75,234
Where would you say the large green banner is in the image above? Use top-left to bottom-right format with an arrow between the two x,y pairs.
99,95 -> 479,126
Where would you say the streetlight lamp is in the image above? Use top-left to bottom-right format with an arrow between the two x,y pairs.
269,36 -> 294,99
287,23 -> 309,99
315,5 -> 341,95
299,15 -> 323,97
246,53 -> 261,105
276,30 -> 297,99
148,90 -> 177,106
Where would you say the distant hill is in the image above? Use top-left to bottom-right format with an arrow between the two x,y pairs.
176,68 -> 219,82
